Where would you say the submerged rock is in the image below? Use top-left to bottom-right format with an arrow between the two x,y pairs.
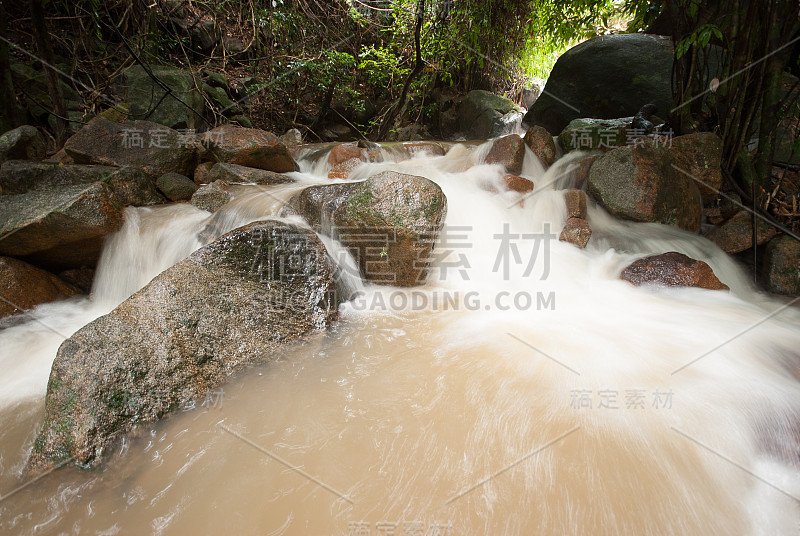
0,183 -> 125,269
191,180 -> 233,212
64,118 -> 198,178
0,256 -> 79,319
283,171 -> 447,286
620,251 -> 728,290
587,140 -> 702,232
26,220 -> 340,475
559,217 -> 592,248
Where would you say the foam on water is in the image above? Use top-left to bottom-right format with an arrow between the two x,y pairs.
1,142 -> 799,535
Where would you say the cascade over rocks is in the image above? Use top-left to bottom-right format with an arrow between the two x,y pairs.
26,220 -> 341,475
0,183 -> 125,269
282,171 -> 447,286
524,34 -> 674,134
0,256 -> 80,320
587,140 -> 702,232
620,251 -> 729,291
64,118 -> 198,178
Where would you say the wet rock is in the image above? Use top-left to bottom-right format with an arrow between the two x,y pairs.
564,189 -> 587,219
328,157 -> 364,180
0,161 -> 165,206
125,65 -> 205,130
193,162 -> 214,185
523,126 -> 556,167
58,266 -> 95,293
283,171 -> 447,286
404,142 -> 446,157
559,217 -> 592,248
26,220 -> 341,475
191,180 -> 233,213
279,128 -> 303,146
566,153 -> 601,190
156,172 -> 197,201
205,124 -> 298,173
706,210 -> 779,254
207,163 -> 293,185
458,90 -> 524,139
524,34 -> 674,134
620,251 -> 729,290
485,134 -> 525,175
587,140 -> 702,232
0,256 -> 80,319
501,175 -> 534,193
64,118 -> 198,178
669,132 -> 723,204
0,183 -> 124,269
763,235 -> 800,296
328,143 -> 365,166
558,117 -> 631,153
0,125 -> 46,164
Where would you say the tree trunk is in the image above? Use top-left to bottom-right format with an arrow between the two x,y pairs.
30,0 -> 71,146
0,2 -> 22,132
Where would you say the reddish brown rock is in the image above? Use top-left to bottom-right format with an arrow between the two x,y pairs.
564,189 -> 587,219
706,210 -> 778,254
501,174 -> 534,193
58,266 -> 95,293
328,157 -> 364,180
328,143 -> 365,166
523,125 -> 556,167
568,153 -> 600,190
485,134 -> 525,175
559,217 -> 592,248
194,162 -> 214,185
0,256 -> 80,319
205,124 -> 298,173
669,132 -> 723,204
620,251 -> 728,290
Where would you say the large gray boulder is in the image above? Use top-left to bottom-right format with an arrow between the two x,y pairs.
587,140 -> 702,232
0,183 -> 125,269
0,160 -> 165,206
64,118 -> 198,178
283,171 -> 447,286
458,90 -> 524,139
524,34 -> 674,135
125,65 -> 205,130
0,125 -> 46,165
26,220 -> 340,474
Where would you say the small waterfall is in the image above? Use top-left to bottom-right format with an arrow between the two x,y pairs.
1,141 -> 799,535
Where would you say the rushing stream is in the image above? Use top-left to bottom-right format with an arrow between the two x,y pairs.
1,142 -> 800,535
